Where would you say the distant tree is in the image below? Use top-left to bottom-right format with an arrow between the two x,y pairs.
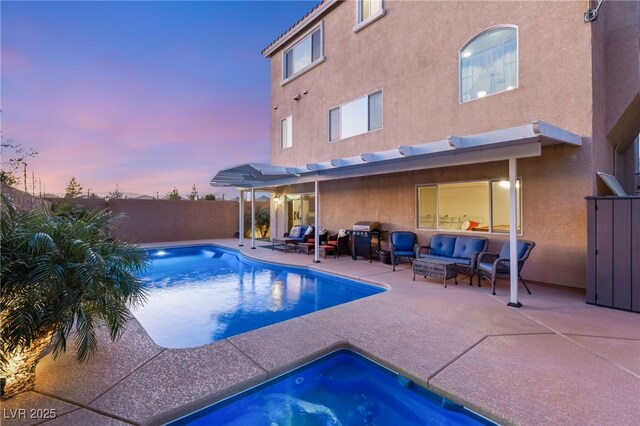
0,140 -> 38,187
203,194 -> 216,200
88,192 -> 98,199
108,184 -> 123,199
64,177 -> 83,198
188,184 -> 199,201
164,187 -> 182,200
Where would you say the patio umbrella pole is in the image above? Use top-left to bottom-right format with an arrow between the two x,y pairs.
251,188 -> 256,249
314,180 -> 320,263
238,189 -> 244,247
507,158 -> 521,307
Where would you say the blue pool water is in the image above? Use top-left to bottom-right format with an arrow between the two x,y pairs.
132,246 -> 385,348
169,350 -> 495,425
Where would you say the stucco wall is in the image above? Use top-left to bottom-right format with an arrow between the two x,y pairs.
271,151 -> 588,288
591,0 -> 640,194
1,184 -> 52,211
264,1 -> 595,289
45,198 -> 260,243
269,0 -> 593,165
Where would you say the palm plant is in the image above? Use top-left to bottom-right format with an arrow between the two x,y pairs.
0,195 -> 149,399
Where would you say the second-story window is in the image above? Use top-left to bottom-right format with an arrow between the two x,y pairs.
283,26 -> 323,81
329,91 -> 382,142
358,0 -> 383,24
280,116 -> 292,149
460,26 -> 518,103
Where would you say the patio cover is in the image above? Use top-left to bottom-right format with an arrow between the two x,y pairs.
210,120 -> 582,189
213,120 -> 582,308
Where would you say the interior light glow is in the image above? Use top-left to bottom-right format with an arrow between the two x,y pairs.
462,51 -> 471,58
477,91 -> 487,98
156,250 -> 167,256
499,181 -> 520,189
506,86 -> 514,90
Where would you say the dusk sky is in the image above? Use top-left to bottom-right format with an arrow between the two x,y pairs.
1,0 -> 317,198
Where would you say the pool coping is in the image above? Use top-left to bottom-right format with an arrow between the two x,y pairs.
6,238 -> 639,426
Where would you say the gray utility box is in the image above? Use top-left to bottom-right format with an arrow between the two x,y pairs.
586,196 -> 640,313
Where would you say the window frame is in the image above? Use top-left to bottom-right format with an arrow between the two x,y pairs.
281,22 -> 324,84
354,0 -> 385,32
458,25 -> 519,104
280,116 -> 292,150
415,178 -> 523,235
328,89 -> 383,143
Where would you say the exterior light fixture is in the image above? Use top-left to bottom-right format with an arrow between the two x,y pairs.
293,93 -> 302,101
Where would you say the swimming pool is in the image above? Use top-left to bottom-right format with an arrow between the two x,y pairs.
168,349 -> 496,425
133,245 -> 385,348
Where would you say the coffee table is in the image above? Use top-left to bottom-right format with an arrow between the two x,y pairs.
412,259 -> 458,287
271,238 -> 298,253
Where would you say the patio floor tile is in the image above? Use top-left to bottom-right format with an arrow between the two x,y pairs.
304,289 -> 549,385
0,392 -> 79,426
88,340 -> 268,425
568,334 -> 640,375
40,409 -> 132,426
228,316 -> 347,377
429,334 -> 640,426
35,318 -> 163,406
523,306 -> 640,339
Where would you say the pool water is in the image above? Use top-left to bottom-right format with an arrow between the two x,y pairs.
169,350 -> 496,425
133,246 -> 384,348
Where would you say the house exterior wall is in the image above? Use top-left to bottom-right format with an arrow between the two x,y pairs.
263,0 -> 637,289
269,0 -> 593,165
590,0 -> 640,195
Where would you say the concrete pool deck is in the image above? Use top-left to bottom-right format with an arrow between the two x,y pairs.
3,239 -> 639,425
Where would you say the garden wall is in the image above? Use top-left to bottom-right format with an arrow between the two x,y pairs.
46,198 -> 268,243
1,184 -> 52,211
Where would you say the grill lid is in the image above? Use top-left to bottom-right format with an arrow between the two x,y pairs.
353,221 -> 380,231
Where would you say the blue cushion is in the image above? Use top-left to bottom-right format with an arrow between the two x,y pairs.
418,254 -> 471,266
429,235 -> 456,257
478,262 -> 493,272
452,237 -> 485,259
499,241 -> 529,260
449,256 -> 471,265
393,250 -> 416,257
392,232 -> 416,251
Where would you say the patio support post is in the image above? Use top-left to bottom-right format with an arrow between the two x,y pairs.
314,180 -> 320,263
251,188 -> 256,249
238,189 -> 244,247
507,158 -> 521,307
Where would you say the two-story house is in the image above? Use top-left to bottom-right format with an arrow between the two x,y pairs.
211,0 -> 640,298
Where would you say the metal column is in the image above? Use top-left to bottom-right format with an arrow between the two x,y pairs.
508,158 -> 521,307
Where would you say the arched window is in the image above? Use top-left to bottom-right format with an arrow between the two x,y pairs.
460,26 -> 518,103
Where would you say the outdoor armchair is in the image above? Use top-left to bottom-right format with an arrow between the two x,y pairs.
390,231 -> 418,271
327,231 -> 350,257
477,240 -> 536,295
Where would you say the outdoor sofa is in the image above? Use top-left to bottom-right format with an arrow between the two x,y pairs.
416,234 -> 488,284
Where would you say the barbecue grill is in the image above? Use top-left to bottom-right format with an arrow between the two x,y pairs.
347,221 -> 385,262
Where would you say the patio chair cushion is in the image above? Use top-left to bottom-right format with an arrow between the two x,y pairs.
452,236 -> 486,259
392,232 -> 417,251
418,254 -> 471,266
429,235 -> 456,257
499,241 -> 529,260
478,261 -> 493,272
289,226 -> 302,238
393,250 -> 416,256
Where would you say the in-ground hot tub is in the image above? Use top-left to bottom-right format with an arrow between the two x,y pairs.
168,350 -> 497,425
